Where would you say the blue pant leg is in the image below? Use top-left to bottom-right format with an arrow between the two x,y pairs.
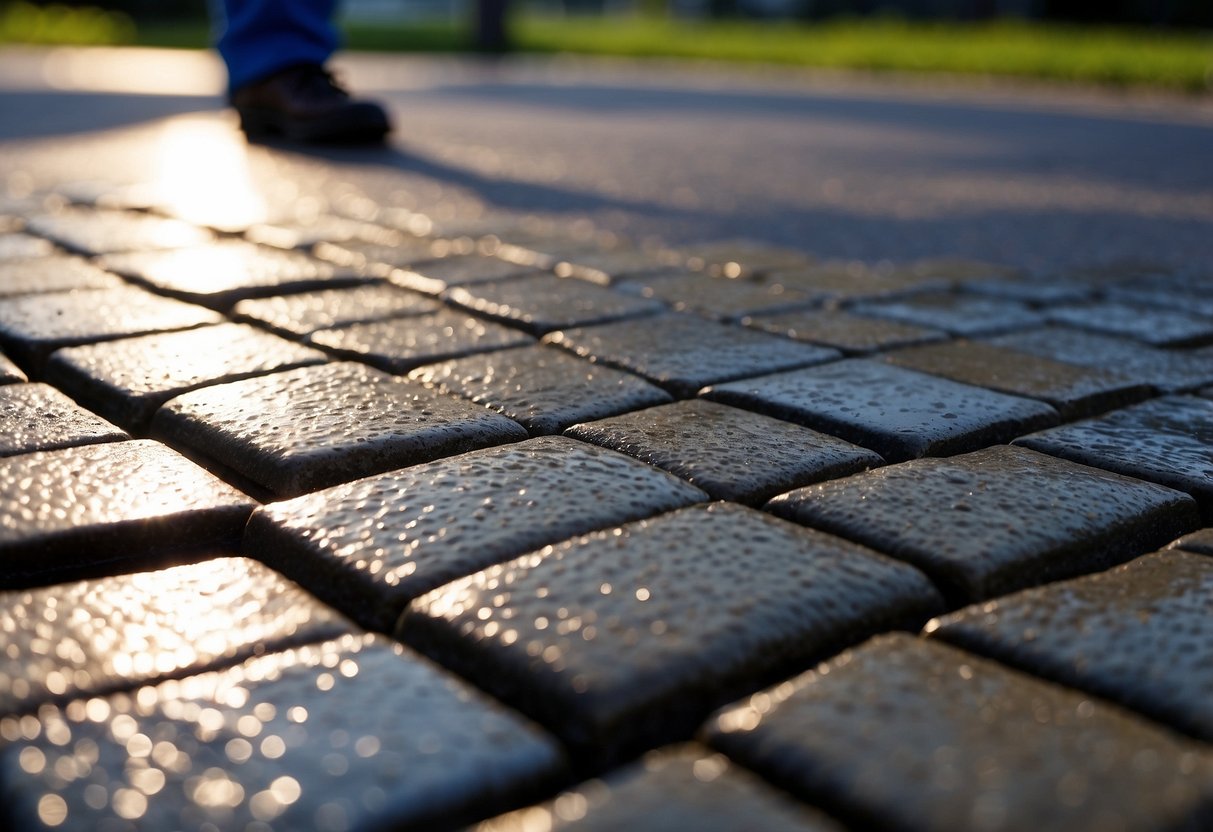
216,0 -> 341,91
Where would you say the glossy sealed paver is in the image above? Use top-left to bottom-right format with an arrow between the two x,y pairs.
245,436 -> 707,631
615,273 -> 815,321
0,256 -> 123,297
232,283 -> 440,337
0,557 -> 350,715
743,309 -> 947,354
546,314 -> 838,397
553,249 -> 682,285
767,445 -> 1199,604
704,359 -> 1058,462
445,274 -> 665,335
0,440 -> 254,587
25,208 -> 211,255
882,340 -> 1151,419
46,323 -> 328,432
706,634 -> 1213,832
401,503 -> 943,761
929,549 -> 1213,741
0,233 -> 55,261
851,291 -> 1043,337
0,634 -> 566,832
1016,396 -> 1213,516
154,362 -> 527,499
567,399 -> 882,505
1046,300 -> 1213,347
389,254 -> 540,294
0,383 -> 126,457
410,344 -> 672,436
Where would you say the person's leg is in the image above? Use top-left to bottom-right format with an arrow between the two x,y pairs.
216,0 -> 339,92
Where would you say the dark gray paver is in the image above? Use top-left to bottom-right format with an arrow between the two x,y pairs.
0,286 -> 222,373
0,352 -> 26,385
244,436 -> 706,631
957,276 -> 1092,305
389,254 -> 541,294
98,240 -> 366,308
232,283 -> 440,337
401,502 -> 943,761
546,314 -> 838,397
987,325 -> 1213,393
0,233 -> 55,260
851,291 -> 1043,337
764,263 -> 943,304
0,256 -> 123,297
882,340 -> 1151,419
928,549 -> 1213,741
154,362 -> 527,499
1015,395 -> 1213,516
1046,300 -> 1213,347
767,445 -> 1199,603
45,323 -> 328,432
553,249 -> 683,285
1103,285 -> 1213,319
410,344 -> 672,436
744,308 -> 948,354
475,744 -> 843,832
0,383 -> 126,456
445,274 -> 665,335
1171,528 -> 1213,555
704,359 -> 1058,462
676,239 -> 812,277
0,556 -> 350,715
308,309 -> 535,374
24,208 -> 211,255
615,273 -> 815,321
705,634 -> 1213,832
567,399 -> 882,505
0,440 -> 254,587
0,634 -> 565,832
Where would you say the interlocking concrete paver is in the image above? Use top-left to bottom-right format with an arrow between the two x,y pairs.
0,286 -> 222,373
928,549 -> 1213,741
46,323 -> 328,432
244,436 -> 707,631
615,272 -> 815,321
553,249 -> 683,285
0,256 -> 123,297
389,254 -> 542,294
154,362 -> 527,498
1104,285 -> 1213,319
0,232 -> 55,260
767,445 -> 1199,603
956,276 -> 1092,305
232,283 -> 440,337
0,353 -> 26,385
25,208 -> 212,255
567,399 -> 882,505
403,502 -> 942,761
0,383 -> 126,456
308,309 -> 536,373
1046,300 -> 1213,347
764,263 -> 944,304
743,308 -> 948,354
488,232 -> 612,271
850,291 -> 1043,337
446,273 -> 665,335
245,215 -> 399,251
0,634 -> 566,832
706,634 -> 1213,832
546,314 -> 838,397
1015,395 -> 1213,516
312,236 -> 468,275
475,744 -> 844,832
704,359 -> 1058,462
882,339 -> 1151,419
0,557 -> 349,715
1171,528 -> 1213,555
676,239 -> 812,277
0,440 -> 254,587
411,344 -> 672,435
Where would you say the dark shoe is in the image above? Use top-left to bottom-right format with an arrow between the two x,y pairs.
231,64 -> 391,144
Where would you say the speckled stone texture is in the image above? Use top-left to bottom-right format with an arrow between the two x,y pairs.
445,274 -> 665,335
401,502 -> 943,761
851,292 -> 1043,337
98,241 -> 365,308
390,254 -> 540,294
882,340 -> 1151,419
704,360 -> 1058,462
1172,528 -> 1213,555
0,233 -> 55,260
0,634 -> 565,832
743,309 -> 947,354
0,286 -> 221,373
154,362 -> 527,499
767,445 -> 1199,604
410,345 -> 672,435
232,284 -> 440,337
308,309 -> 535,374
0,557 -> 349,715
546,314 -> 838,397
676,239 -> 811,277
764,263 -> 942,304
1105,283 -> 1213,319
1046,301 -> 1213,347
929,549 -> 1213,742
615,273 -> 814,321
46,323 -> 328,432
25,208 -> 211,255
245,215 -> 401,251
705,634 -> 1213,832
0,352 -> 26,385
245,436 -> 706,631
0,440 -> 254,587
475,744 -> 843,832
567,399 -> 882,505
957,276 -> 1092,305
1015,396 -> 1213,517
0,383 -> 126,456
312,237 -> 468,275
0,256 -> 123,297
553,249 -> 682,285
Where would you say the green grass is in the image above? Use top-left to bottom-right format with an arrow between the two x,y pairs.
0,1 -> 132,45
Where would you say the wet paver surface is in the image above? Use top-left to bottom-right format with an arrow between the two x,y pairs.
1,47 -> 1212,831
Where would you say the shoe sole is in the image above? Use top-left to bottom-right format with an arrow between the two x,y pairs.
236,106 -> 391,145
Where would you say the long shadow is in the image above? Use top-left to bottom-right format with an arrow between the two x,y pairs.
0,90 -> 223,141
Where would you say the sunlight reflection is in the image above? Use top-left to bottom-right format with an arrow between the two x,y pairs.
39,47 -> 224,97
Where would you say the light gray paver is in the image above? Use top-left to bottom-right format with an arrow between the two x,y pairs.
0,383 -> 126,456
615,272 -> 815,321
0,233 -> 55,260
25,208 -> 211,255
0,256 -> 123,297
0,352 -> 26,385
232,283 -> 440,337
851,291 -> 1043,337
388,254 -> 541,294
445,273 -> 665,334
744,308 -> 948,354
1046,300 -> 1213,347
